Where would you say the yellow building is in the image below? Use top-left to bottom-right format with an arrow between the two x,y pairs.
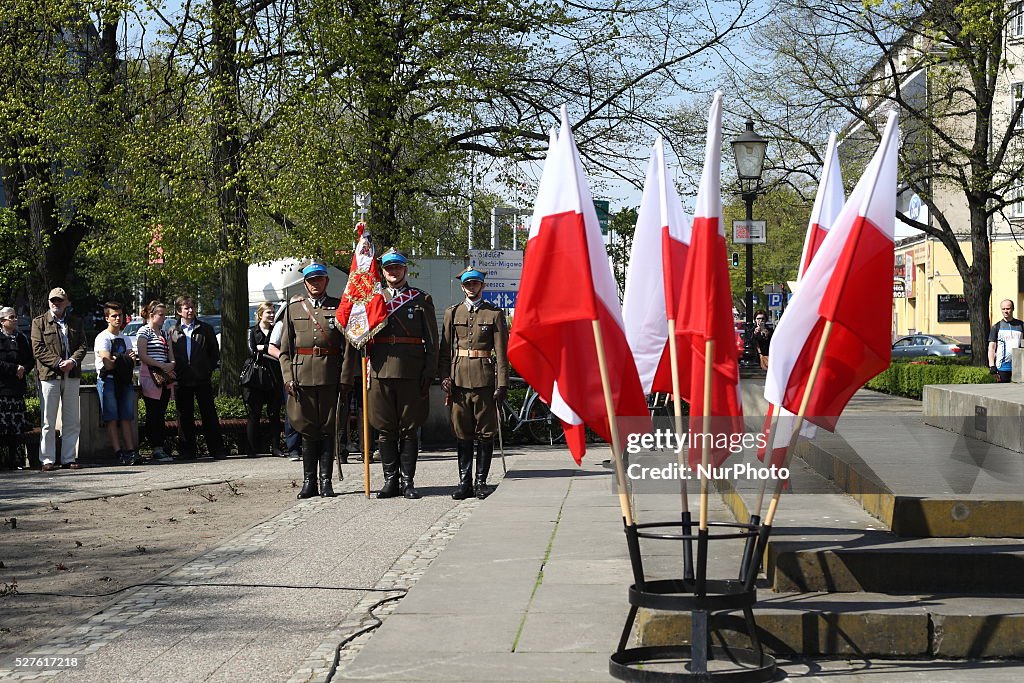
893,235 -> 1024,339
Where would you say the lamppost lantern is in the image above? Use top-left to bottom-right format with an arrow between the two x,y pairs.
730,118 -> 769,353
731,119 -> 768,195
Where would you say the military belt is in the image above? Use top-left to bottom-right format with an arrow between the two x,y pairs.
370,336 -> 423,345
295,346 -> 341,356
456,349 -> 492,358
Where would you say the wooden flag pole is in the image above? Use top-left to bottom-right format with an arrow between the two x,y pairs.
764,320 -> 833,527
698,339 -> 714,531
361,354 -> 371,498
666,320 -> 689,511
591,320 -> 635,526
752,405 -> 782,518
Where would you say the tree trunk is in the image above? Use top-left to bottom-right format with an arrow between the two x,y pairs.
211,0 -> 248,395
963,204 -> 993,367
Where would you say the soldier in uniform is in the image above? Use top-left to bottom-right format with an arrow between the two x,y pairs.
279,263 -> 349,498
439,268 -> 509,499
344,249 -> 437,499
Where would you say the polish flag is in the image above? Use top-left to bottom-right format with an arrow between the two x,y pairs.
799,133 -> 845,275
623,137 -> 692,395
760,133 -> 844,465
336,222 -> 387,349
765,111 -> 898,431
674,92 -> 743,468
508,108 -> 650,464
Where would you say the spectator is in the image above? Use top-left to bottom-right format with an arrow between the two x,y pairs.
0,306 -> 33,469
988,299 -> 1023,383
752,310 -> 772,370
94,302 -> 140,465
31,287 -> 87,471
137,301 -> 176,462
170,296 -> 225,459
244,302 -> 283,457
269,296 -> 303,460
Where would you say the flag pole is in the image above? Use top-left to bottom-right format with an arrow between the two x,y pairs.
698,339 -> 714,530
361,354 -> 371,498
667,321 -> 693,579
752,406 -> 782,517
591,320 -> 635,526
764,321 -> 833,527
667,321 -> 689,511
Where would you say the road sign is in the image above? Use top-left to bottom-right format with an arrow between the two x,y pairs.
594,200 -> 610,235
767,293 -> 783,309
470,249 -> 523,302
482,291 -> 518,309
733,220 -> 766,244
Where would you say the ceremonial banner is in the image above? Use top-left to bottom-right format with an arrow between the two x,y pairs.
336,222 -> 387,349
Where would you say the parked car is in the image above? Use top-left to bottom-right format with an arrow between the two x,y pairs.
891,334 -> 971,359
122,318 -> 176,352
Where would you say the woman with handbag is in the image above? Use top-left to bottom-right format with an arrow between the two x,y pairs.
0,306 -> 33,469
137,300 -> 176,463
243,302 -> 283,457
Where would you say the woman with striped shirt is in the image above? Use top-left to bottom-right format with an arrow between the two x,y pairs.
138,301 -> 176,463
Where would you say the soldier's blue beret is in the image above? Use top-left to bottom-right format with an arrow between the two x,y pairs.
381,249 -> 408,267
459,269 -> 485,283
302,263 -> 328,279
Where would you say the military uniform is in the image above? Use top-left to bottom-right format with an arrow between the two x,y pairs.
279,277 -> 349,498
439,270 -> 509,499
344,253 -> 438,499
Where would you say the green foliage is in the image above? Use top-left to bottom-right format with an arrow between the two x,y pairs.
866,363 -> 995,399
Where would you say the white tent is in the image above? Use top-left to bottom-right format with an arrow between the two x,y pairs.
247,259 -> 348,305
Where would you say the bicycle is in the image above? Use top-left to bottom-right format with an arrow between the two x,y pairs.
500,376 -> 565,445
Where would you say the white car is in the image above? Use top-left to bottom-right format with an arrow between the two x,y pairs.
121,318 -> 177,352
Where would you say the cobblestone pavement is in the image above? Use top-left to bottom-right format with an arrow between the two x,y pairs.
0,451 -> 496,682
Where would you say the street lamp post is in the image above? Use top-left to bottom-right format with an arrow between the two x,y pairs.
730,119 -> 768,328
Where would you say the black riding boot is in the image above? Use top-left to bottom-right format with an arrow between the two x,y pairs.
319,439 -> 337,497
376,440 -> 401,499
475,440 -> 494,499
451,440 -> 475,500
399,437 -> 421,499
297,437 -> 321,499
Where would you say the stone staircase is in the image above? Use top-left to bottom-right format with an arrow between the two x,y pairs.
635,382 -> 1024,658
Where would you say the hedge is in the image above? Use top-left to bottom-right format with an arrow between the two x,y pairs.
20,395 -> 249,429
866,362 -> 995,400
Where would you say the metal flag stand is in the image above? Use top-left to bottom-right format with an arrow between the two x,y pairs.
609,514 -> 776,682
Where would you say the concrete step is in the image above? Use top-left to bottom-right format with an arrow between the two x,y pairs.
636,593 -> 1024,658
740,381 -> 1024,538
923,383 -> 1024,453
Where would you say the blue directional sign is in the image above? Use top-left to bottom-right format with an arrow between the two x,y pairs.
482,291 -> 518,309
767,293 -> 783,309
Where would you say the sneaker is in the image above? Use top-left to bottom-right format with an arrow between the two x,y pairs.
152,450 -> 173,463
288,451 -> 301,461
116,449 -> 126,465
123,450 -> 138,466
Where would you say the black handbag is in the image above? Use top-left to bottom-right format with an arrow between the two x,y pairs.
239,329 -> 280,391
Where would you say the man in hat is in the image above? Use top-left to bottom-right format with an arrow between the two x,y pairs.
344,249 -> 437,499
280,262 -> 350,498
439,268 -> 509,499
31,287 -> 88,470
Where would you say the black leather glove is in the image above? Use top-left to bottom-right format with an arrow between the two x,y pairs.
493,386 -> 508,403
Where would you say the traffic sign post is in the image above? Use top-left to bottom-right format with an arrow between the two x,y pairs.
469,249 -> 523,309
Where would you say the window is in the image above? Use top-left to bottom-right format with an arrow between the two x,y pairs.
1013,82 -> 1024,128
1009,185 -> 1024,219
1012,2 -> 1024,39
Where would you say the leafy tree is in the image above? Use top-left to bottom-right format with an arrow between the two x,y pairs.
739,0 -> 1024,364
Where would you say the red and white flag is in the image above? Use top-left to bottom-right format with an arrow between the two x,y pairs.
623,137 -> 692,395
508,108 -> 650,464
674,92 -> 743,468
335,222 -> 387,349
760,133 -> 844,465
799,133 -> 845,275
765,111 -> 898,431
